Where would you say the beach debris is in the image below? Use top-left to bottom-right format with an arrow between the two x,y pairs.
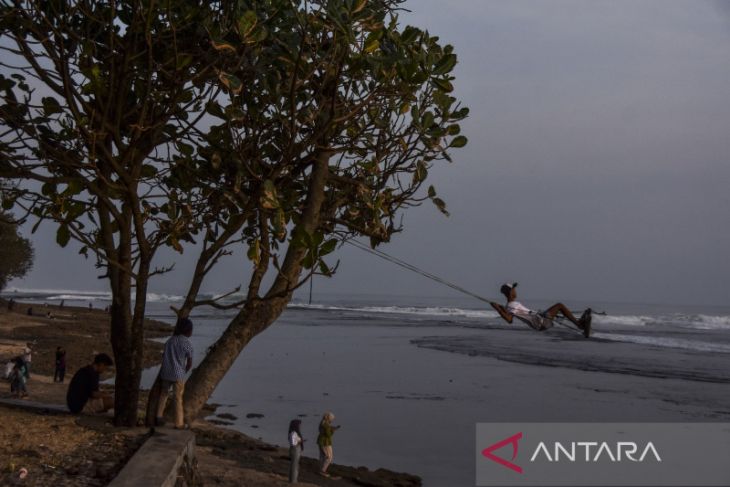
18,467 -> 28,479
209,419 -> 234,426
216,412 -> 237,421
245,413 -> 264,419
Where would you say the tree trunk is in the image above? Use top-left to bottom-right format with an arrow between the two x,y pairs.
182,149 -> 331,421
144,374 -> 163,427
109,289 -> 143,426
182,297 -> 290,421
108,224 -> 149,426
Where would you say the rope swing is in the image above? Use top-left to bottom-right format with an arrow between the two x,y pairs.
344,239 -> 601,334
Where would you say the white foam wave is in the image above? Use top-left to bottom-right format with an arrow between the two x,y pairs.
593,313 -> 730,330
691,315 -> 730,329
4,287 -> 183,303
593,315 -> 655,327
592,333 -> 730,353
288,303 -> 498,319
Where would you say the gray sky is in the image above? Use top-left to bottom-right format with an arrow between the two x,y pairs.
11,0 -> 730,306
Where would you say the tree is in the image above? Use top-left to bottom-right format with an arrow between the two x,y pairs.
0,211 -> 34,292
0,1 -> 233,425
167,0 -> 469,420
1,0 -> 469,425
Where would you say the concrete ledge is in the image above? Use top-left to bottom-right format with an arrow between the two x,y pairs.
108,428 -> 196,487
0,397 -> 69,414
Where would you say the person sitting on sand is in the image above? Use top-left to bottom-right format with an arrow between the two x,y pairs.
9,357 -> 28,398
288,419 -> 304,483
490,282 -> 592,337
317,412 -> 341,478
66,353 -> 114,414
155,317 -> 194,429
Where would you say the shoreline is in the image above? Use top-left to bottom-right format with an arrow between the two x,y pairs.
0,300 -> 422,486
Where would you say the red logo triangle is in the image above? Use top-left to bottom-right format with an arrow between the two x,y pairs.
481,432 -> 523,474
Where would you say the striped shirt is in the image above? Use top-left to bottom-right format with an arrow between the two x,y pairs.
159,335 -> 193,382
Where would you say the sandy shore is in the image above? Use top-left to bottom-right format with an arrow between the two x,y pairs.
0,301 -> 421,486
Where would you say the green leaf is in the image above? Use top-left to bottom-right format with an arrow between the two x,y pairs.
401,26 -> 420,44
177,143 -> 194,156
260,180 -> 279,209
433,54 -> 457,76
432,77 -> 454,93
41,182 -> 56,196
414,161 -> 428,183
56,224 -> 70,247
422,111 -> 435,128
319,260 -> 332,276
432,197 -> 450,216
302,252 -> 314,269
320,239 -> 337,256
41,97 -> 62,116
238,11 -> 258,38
218,72 -> 243,95
247,239 -> 260,264
207,101 -> 226,119
450,135 -> 468,148
141,164 -> 158,178
364,35 -> 380,53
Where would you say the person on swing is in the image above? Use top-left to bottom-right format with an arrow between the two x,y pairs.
490,283 -> 592,337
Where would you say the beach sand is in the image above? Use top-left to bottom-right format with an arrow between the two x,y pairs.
0,302 -> 422,486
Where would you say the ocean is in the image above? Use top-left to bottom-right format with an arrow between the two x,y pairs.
4,288 -> 730,486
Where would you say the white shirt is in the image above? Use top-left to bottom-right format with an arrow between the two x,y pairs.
289,431 -> 302,448
506,301 -> 532,319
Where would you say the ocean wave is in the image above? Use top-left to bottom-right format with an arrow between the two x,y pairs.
4,287 -> 183,303
690,315 -> 730,329
593,313 -> 730,330
288,303 -> 499,319
592,332 -> 730,353
593,315 -> 654,327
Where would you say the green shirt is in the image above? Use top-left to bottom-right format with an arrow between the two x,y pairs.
317,422 -> 335,447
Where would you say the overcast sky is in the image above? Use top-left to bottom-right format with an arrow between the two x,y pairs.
10,0 -> 730,306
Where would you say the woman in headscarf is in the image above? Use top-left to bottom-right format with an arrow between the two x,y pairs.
316,412 -> 340,477
288,419 -> 304,483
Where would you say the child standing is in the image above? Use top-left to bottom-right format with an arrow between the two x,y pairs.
317,412 -> 341,478
9,357 -> 28,398
54,346 -> 67,383
22,346 -> 31,378
288,419 -> 304,483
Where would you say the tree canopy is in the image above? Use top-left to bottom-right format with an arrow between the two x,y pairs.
0,0 -> 469,424
0,212 -> 34,292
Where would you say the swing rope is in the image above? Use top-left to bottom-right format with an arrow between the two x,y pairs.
344,239 -> 594,334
